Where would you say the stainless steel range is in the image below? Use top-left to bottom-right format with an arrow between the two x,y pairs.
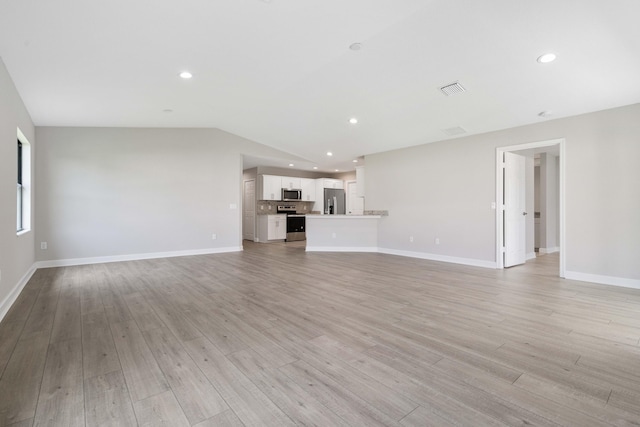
277,205 -> 306,242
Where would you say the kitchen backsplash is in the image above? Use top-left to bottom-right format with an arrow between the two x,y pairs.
256,200 -> 315,215
364,210 -> 389,216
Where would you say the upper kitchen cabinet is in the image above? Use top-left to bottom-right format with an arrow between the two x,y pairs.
258,175 -> 281,200
301,178 -> 316,201
281,176 -> 302,189
320,178 -> 344,189
257,174 -> 343,201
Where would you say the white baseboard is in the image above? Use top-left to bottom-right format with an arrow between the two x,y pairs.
306,246 -> 497,268
36,246 -> 243,268
378,248 -> 497,269
565,271 -> 640,290
526,252 -> 537,260
306,246 -> 378,253
539,247 -> 559,254
0,264 -> 37,323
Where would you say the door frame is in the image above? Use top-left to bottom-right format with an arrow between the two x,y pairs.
496,138 -> 566,277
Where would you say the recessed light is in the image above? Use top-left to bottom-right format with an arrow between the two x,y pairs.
349,43 -> 362,51
162,109 -> 173,113
352,159 -> 358,163
537,53 -> 556,64
349,117 -> 358,124
326,151 -> 333,156
335,169 -> 339,172
179,71 -> 193,79
288,163 -> 294,167
313,166 -> 318,170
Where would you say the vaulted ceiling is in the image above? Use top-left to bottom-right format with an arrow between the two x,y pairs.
1,0 -> 639,172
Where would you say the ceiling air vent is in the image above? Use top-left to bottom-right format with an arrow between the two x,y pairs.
440,81 -> 466,96
442,126 -> 467,136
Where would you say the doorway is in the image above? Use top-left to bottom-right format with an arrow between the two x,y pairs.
496,138 -> 565,277
243,179 -> 255,241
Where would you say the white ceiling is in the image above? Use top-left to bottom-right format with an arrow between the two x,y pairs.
2,0 -> 639,172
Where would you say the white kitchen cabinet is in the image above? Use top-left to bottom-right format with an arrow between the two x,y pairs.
258,175 -> 282,200
313,178 -> 346,213
257,214 -> 287,242
320,178 -> 344,189
281,176 -> 302,189
269,214 -> 287,240
301,178 -> 316,201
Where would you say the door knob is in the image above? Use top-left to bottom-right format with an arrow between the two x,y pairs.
522,212 -> 528,216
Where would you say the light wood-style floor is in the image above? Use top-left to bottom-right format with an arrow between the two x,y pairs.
1,242 -> 640,426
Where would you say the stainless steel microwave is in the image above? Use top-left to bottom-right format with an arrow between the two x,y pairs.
282,188 -> 302,201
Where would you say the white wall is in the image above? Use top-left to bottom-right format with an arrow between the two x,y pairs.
249,166 -> 353,181
366,136 -> 496,263
306,216 -> 379,251
254,166 -> 326,179
539,153 -> 559,252
366,103 -> 640,284
0,58 -> 36,317
35,127 -> 295,263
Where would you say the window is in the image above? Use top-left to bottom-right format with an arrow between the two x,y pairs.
17,140 -> 23,231
16,129 -> 31,234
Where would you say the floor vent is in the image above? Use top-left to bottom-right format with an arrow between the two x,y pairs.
440,81 -> 466,96
442,126 -> 467,136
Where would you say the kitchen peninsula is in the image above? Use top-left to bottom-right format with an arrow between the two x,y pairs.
305,212 -> 386,252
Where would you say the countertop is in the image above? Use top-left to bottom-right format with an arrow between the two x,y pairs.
306,214 -> 383,219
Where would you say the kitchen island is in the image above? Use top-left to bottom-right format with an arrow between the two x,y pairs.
305,214 -> 383,252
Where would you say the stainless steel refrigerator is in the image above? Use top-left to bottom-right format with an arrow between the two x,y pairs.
324,188 -> 345,214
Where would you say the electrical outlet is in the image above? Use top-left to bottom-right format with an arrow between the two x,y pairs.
212,233 -> 217,240
268,205 -> 272,210
409,236 -> 414,242
229,203 -> 237,209
260,205 -> 264,210
491,202 -> 496,209
435,238 -> 440,245
41,242 -> 48,250
332,232 -> 337,238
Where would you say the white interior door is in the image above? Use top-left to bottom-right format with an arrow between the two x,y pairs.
504,152 -> 526,267
346,181 -> 364,215
243,180 -> 255,241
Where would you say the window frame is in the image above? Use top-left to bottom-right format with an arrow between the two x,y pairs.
16,129 -> 31,235
17,140 -> 24,232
